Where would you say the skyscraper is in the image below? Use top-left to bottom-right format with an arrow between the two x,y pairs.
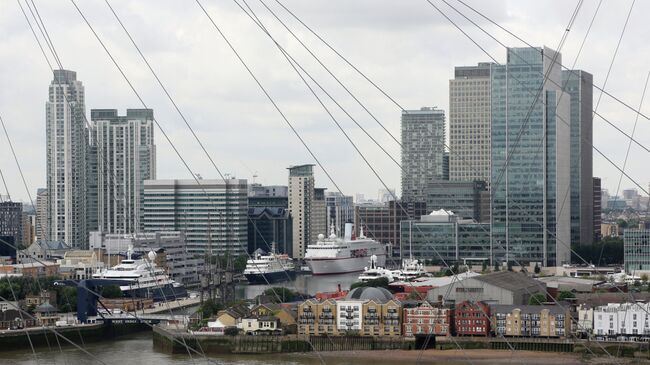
288,164 -> 315,259
561,70 -> 594,246
449,63 -> 493,182
401,107 -> 445,202
593,177 -> 602,242
325,191 -> 353,236
46,70 -> 88,248
142,179 -> 248,255
90,109 -> 156,234
0,202 -> 23,246
491,47 -> 571,266
35,188 -> 48,240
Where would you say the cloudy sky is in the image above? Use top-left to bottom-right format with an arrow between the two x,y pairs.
1,0 -> 649,204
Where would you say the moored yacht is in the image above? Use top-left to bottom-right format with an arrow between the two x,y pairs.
358,254 -> 394,283
243,246 -> 296,284
92,246 -> 187,302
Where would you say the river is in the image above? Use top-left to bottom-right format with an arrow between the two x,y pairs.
235,272 -> 360,299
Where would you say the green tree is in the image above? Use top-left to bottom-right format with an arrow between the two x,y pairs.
263,287 -> 299,303
557,291 -> 576,302
198,299 -> 223,318
528,293 -> 547,305
234,255 -> 248,273
100,285 -> 122,299
641,274 -> 649,284
58,287 -> 78,312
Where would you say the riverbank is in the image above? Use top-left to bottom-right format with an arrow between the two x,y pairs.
294,349 -> 650,364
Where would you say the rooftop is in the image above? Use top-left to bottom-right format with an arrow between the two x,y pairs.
344,287 -> 394,302
473,271 -> 545,292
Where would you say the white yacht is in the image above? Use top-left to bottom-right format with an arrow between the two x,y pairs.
243,246 -> 295,284
92,246 -> 187,301
358,254 -> 394,283
391,258 -> 429,281
305,223 -> 389,275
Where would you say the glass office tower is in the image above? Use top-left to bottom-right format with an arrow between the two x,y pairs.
490,47 -> 571,267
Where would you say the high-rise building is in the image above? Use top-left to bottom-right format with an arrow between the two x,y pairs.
247,183 -> 292,255
142,179 -> 248,255
449,63 -> 493,182
46,70 -> 88,248
89,109 -> 156,234
401,107 -> 445,202
491,47 -> 571,266
288,164 -> 316,259
561,70 -> 594,246
0,202 -> 23,246
21,213 -> 35,247
424,180 -> 488,222
325,192 -> 354,236
311,188 -> 327,247
248,184 -> 288,208
593,177 -> 602,242
35,188 -> 48,240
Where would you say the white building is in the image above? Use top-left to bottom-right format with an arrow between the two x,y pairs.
593,302 -> 650,338
336,300 -> 364,332
576,304 -> 594,335
288,165 -> 316,259
142,180 -> 248,255
46,70 -> 88,247
89,109 -> 156,235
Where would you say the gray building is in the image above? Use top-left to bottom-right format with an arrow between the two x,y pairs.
90,109 -> 156,235
142,179 -> 248,255
623,229 -> 650,274
427,271 -> 547,305
425,180 -> 488,221
0,202 -> 23,247
35,188 -> 48,240
248,184 -> 288,208
248,207 -> 292,256
449,63 -> 493,183
491,47 -> 571,266
401,107 -> 446,202
561,70 -> 594,247
46,70 -> 88,247
325,192 -> 354,236
593,177 -> 601,241
400,210 -> 490,264
288,164 -> 326,259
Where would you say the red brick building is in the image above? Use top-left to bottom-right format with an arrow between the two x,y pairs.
403,301 -> 454,337
454,301 -> 490,336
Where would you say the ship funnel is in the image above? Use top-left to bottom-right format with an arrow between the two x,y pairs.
344,223 -> 353,240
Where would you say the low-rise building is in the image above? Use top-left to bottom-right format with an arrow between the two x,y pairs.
26,290 -> 57,307
0,300 -> 18,312
298,298 -> 338,336
403,301 -> 453,337
576,304 -> 594,336
0,262 -> 59,278
57,250 -> 104,280
34,302 -> 58,326
240,316 -> 282,335
17,241 -> 70,264
427,271 -> 546,305
593,302 -> 650,339
491,305 -> 571,338
454,301 -> 490,336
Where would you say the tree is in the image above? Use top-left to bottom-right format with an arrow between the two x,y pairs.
198,299 -> 223,318
233,255 -> 248,273
557,291 -> 576,302
528,293 -> 547,305
481,260 -> 488,273
263,287 -> 299,303
100,285 -> 122,299
534,263 -> 541,275
641,274 -> 649,284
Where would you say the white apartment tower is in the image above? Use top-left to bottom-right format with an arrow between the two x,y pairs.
46,70 -> 88,247
449,63 -> 493,182
90,109 -> 156,234
288,164 -> 315,259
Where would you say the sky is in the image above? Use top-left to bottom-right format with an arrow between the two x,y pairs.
1,0 -> 650,204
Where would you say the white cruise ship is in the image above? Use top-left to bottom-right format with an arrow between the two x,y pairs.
305,223 -> 388,275
244,246 -> 296,284
92,246 -> 187,301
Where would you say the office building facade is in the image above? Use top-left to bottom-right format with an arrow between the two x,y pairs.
325,192 -> 354,236
593,177 -> 602,242
561,70 -> 594,246
248,207 -> 292,256
288,165 -> 318,259
401,107 -> 445,202
142,179 -> 248,255
424,180 -> 488,221
90,109 -> 156,234
35,188 -> 48,240
0,202 -> 23,247
449,63 -> 493,182
490,47 -> 571,266
623,229 -> 650,273
46,70 -> 88,247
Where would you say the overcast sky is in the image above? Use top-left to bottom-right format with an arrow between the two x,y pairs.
1,0 -> 649,204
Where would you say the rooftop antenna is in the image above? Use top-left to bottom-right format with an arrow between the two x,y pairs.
252,171 -> 258,184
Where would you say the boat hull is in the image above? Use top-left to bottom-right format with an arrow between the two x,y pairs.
121,283 -> 188,302
245,270 -> 296,284
306,254 -> 387,275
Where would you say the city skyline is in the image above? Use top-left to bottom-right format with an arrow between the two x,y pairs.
0,1 -> 649,203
